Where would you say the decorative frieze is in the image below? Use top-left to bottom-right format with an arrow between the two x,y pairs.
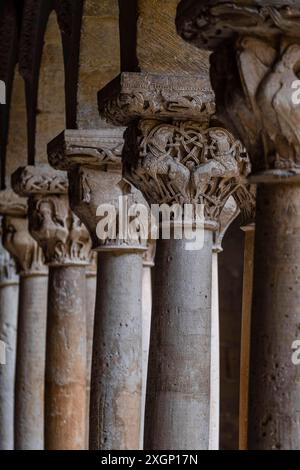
98,72 -> 215,126
12,166 -> 92,266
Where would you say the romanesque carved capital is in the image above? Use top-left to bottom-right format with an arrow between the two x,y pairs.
176,1 -> 300,49
123,119 -> 252,227
176,1 -> 300,181
98,72 -> 215,126
0,190 -> 47,276
12,165 -> 92,266
48,129 -> 148,253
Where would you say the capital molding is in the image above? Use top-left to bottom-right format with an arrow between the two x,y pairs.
48,129 -> 148,253
12,165 -> 93,267
123,119 -> 252,226
98,72 -> 215,126
176,1 -> 300,182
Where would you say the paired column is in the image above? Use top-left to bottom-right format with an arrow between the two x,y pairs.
177,0 -> 300,449
48,128 -> 147,449
98,72 -> 252,449
0,190 -> 48,450
0,217 -> 19,450
12,165 -> 92,450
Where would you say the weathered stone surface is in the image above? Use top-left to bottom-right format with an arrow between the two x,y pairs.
77,0 -> 120,129
249,184 -> 300,449
90,252 -> 143,450
15,273 -> 48,450
45,265 -> 87,450
136,0 -> 210,74
35,12 -> 65,164
145,233 -> 213,450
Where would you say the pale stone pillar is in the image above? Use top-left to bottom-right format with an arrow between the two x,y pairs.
0,190 -> 48,450
0,220 -> 19,450
48,128 -> 148,450
210,198 -> 240,450
12,165 -> 92,450
177,0 -> 300,449
239,223 -> 255,450
140,242 -> 156,449
98,72 -> 251,449
85,254 -> 97,448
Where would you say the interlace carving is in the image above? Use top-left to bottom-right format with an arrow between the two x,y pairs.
124,120 -> 251,222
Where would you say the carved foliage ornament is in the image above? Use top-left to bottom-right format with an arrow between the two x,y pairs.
124,120 -> 252,223
28,195 -> 92,266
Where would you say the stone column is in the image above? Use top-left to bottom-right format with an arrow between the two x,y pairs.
177,0 -> 300,449
12,165 -> 92,450
0,190 -> 48,450
239,223 -> 255,450
210,197 -> 240,450
98,72 -> 251,449
140,241 -> 156,449
48,128 -> 148,450
0,219 -> 19,450
85,253 -> 97,448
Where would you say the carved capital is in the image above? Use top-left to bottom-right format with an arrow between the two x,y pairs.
98,72 -> 215,126
48,129 -> 148,253
12,165 -> 93,266
0,189 -> 46,276
177,1 -> 300,182
2,215 -> 47,276
123,120 -> 252,226
177,1 -> 300,48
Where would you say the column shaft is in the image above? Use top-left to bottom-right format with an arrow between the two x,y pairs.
239,227 -> 255,450
15,274 -> 48,449
90,252 -> 143,450
144,232 -> 213,450
45,266 -> 87,450
85,268 -> 96,448
249,184 -> 300,449
0,277 -> 19,449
